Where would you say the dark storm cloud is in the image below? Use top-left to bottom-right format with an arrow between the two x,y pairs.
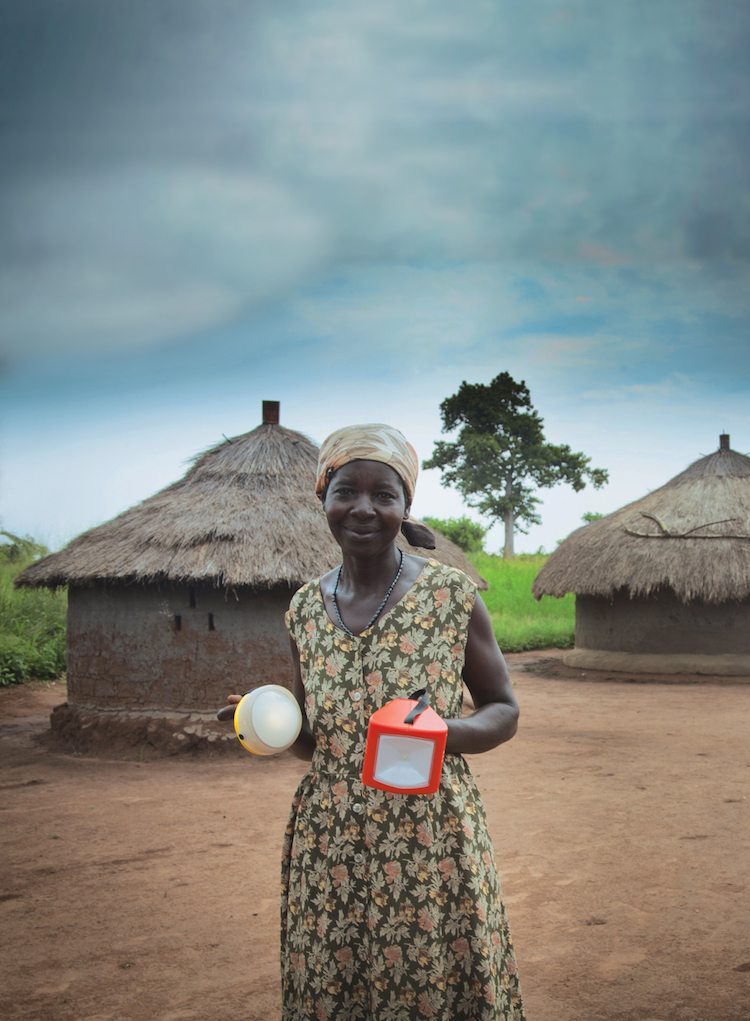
1,0 -> 749,361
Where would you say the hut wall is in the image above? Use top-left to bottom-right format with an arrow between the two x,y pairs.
575,588 -> 750,656
66,583 -> 295,712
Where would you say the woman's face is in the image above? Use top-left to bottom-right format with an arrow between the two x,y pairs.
323,460 -> 409,557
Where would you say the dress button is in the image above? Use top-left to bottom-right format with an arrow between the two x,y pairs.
354,853 -> 363,863
353,802 -> 363,814
352,692 -> 362,702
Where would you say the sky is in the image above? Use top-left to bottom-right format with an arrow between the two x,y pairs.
1,0 -> 749,556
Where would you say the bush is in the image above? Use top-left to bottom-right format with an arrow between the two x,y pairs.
422,516 -> 487,553
0,532 -> 67,685
468,551 -> 574,652
581,511 -> 604,524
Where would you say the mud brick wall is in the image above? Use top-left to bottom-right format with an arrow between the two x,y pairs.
66,583 -> 295,711
575,588 -> 750,656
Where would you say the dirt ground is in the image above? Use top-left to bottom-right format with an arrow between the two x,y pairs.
1,652 -> 749,1021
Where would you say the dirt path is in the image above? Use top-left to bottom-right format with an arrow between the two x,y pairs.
1,657 -> 749,1021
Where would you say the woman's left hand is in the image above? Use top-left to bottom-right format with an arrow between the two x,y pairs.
446,595 -> 519,755
216,694 -> 242,722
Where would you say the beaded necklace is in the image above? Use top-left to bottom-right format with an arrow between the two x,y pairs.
331,548 -> 404,636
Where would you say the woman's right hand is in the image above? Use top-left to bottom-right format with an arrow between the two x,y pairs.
216,694 -> 242,722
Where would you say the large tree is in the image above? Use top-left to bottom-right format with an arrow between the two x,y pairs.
423,372 -> 609,557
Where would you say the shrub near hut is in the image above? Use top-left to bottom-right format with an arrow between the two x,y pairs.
0,532 -> 66,685
422,516 -> 487,553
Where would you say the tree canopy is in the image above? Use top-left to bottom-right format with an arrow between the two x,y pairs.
422,372 -> 609,556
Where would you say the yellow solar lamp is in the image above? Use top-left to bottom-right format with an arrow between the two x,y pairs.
233,685 -> 302,755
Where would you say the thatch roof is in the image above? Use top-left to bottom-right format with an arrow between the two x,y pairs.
533,440 -> 750,605
16,423 -> 486,591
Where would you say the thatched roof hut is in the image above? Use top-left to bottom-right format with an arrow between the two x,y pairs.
533,435 -> 750,676
18,412 -> 486,592
18,405 -> 485,751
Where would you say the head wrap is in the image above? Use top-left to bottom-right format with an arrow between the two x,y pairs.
315,423 -> 420,502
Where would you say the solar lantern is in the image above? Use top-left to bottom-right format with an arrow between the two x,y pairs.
362,690 -> 448,795
233,684 -> 302,755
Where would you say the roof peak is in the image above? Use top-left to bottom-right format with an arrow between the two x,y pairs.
669,442 -> 750,484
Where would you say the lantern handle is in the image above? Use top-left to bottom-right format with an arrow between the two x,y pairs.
404,689 -> 430,725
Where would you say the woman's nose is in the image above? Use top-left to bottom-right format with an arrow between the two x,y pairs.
352,494 -> 375,517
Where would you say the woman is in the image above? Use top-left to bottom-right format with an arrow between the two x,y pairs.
226,423 -> 524,1021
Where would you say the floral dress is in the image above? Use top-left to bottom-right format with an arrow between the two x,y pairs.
282,559 -> 524,1021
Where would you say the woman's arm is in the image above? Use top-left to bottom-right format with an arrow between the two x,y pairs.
445,594 -> 519,755
286,636 -> 317,761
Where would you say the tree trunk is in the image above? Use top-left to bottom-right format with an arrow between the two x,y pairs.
503,510 -> 515,558
503,475 -> 515,558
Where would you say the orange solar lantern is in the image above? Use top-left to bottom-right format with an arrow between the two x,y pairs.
362,691 -> 448,795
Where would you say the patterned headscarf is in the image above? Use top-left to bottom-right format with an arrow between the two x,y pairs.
315,423 -> 420,502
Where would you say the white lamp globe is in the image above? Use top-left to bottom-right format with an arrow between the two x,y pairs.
234,685 -> 302,755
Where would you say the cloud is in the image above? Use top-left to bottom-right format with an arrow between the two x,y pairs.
578,373 -> 696,404
6,258 -> 747,411
0,166 -> 329,361
1,0 -> 749,364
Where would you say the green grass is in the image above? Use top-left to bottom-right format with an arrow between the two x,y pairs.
468,551 -> 574,652
0,534 -> 67,686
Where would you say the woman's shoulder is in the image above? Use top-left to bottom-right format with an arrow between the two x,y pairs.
416,559 -> 478,616
290,577 -> 323,606
285,576 -> 323,628
316,566 -> 339,600
421,557 -> 478,592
